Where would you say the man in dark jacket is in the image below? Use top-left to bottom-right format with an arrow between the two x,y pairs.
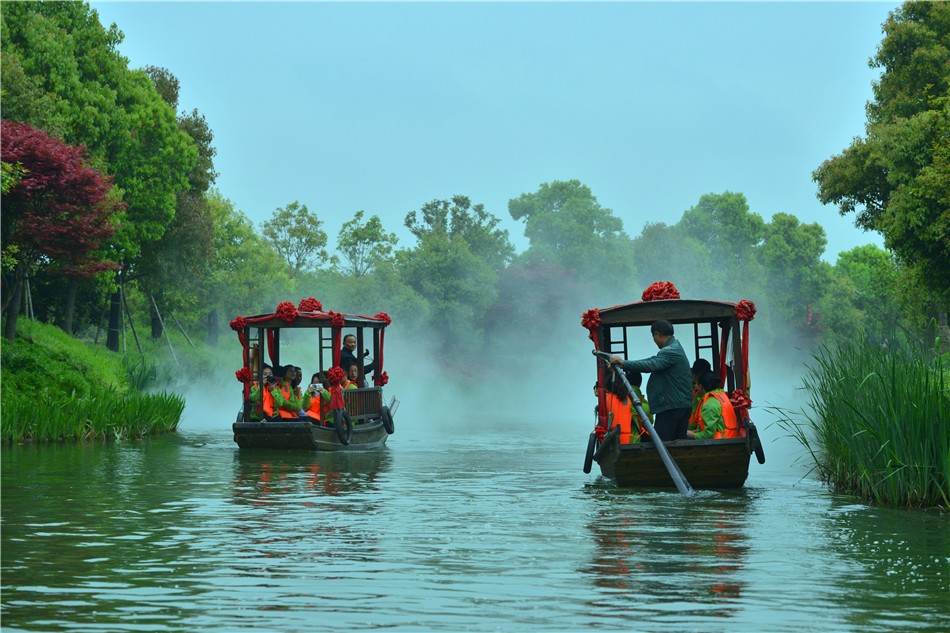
609,320 -> 692,441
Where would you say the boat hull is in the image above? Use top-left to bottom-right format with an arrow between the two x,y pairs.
232,419 -> 389,451
594,436 -> 751,489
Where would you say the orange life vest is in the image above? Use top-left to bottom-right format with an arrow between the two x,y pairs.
277,384 -> 298,419
306,390 -> 324,421
697,391 -> 739,439
605,393 -> 634,444
262,385 -> 277,419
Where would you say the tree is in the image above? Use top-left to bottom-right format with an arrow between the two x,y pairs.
757,213 -> 830,337
1,120 -> 123,340
399,196 -> 513,356
337,210 -> 399,277
813,2 -> 950,305
261,201 -> 329,275
508,180 -> 635,288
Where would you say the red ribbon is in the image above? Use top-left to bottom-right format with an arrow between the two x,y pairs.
594,425 -> 607,442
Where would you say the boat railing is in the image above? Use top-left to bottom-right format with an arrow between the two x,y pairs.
342,387 -> 383,421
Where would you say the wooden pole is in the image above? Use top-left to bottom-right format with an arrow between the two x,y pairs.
120,283 -> 144,356
170,313 -> 197,349
150,294 -> 179,365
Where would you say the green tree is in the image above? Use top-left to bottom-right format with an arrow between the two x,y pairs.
202,190 -> 293,342
399,196 -> 513,355
813,2 -> 950,317
630,222 -> 708,299
337,210 -> 399,277
508,180 -> 635,288
757,213 -> 831,338
261,201 -> 329,275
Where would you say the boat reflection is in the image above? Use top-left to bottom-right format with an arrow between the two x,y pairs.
581,487 -> 752,618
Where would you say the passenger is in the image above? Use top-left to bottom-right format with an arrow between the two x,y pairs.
687,371 -> 739,440
345,362 -> 365,389
272,365 -> 305,419
688,359 -> 712,431
304,372 -> 329,424
609,319 -> 692,441
603,372 -> 634,444
248,364 -> 273,421
261,365 -> 284,420
340,334 -> 374,378
625,368 -> 652,435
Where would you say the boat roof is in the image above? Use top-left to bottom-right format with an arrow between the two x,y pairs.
237,311 -> 389,330
598,299 -> 738,328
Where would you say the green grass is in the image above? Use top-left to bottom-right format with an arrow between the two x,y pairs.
775,340 -> 950,510
1,319 -> 188,443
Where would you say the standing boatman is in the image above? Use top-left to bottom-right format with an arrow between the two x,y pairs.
609,319 -> 693,442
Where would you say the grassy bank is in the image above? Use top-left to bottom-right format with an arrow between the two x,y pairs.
1,319 -> 186,443
777,339 -> 949,510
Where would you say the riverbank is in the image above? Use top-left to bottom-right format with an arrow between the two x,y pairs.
778,339 -> 949,510
1,319 -> 184,443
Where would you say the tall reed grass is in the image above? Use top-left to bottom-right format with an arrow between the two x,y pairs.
1,387 -> 184,444
775,340 -> 949,510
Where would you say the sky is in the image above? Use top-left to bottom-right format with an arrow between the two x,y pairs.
89,1 -> 897,263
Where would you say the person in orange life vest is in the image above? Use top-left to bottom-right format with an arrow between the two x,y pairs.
248,364 -> 273,420
303,372 -> 330,424
260,365 -> 283,420
688,358 -> 712,432
272,365 -> 306,419
344,363 -> 363,389
603,372 -> 636,444
687,371 -> 739,440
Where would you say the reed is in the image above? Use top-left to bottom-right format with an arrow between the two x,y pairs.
775,340 -> 949,509
2,388 -> 185,444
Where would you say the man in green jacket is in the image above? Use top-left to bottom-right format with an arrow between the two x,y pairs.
610,320 -> 692,441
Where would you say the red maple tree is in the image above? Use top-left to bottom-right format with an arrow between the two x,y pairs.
2,120 -> 125,339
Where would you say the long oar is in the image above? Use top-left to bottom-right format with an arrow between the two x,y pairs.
593,351 -> 696,497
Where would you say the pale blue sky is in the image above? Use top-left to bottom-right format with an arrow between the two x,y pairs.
90,1 -> 897,261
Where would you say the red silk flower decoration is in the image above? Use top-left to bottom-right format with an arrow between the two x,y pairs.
229,316 -> 247,332
374,312 -> 392,325
730,389 -> 752,411
594,424 -> 607,442
581,308 -> 601,345
736,299 -> 756,321
329,311 -> 345,328
275,301 -> 298,323
298,296 -> 323,312
377,371 -> 390,386
327,366 -> 345,385
235,367 -> 252,383
642,281 -> 680,302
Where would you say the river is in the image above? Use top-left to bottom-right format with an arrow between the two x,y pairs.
2,401 -> 948,632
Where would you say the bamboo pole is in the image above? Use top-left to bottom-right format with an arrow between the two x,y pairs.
170,313 -> 197,349
150,295 -> 179,365
120,283 -> 144,356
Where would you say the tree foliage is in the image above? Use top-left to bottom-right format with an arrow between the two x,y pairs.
337,210 -> 399,277
508,180 -> 635,288
261,201 -> 329,274
813,1 -> 950,299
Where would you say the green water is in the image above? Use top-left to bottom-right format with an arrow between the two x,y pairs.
2,416 -> 947,632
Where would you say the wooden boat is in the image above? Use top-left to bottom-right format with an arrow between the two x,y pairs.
230,298 -> 397,451
581,285 -> 765,489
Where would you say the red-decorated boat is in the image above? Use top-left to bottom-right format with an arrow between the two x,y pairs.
230,298 -> 397,451
581,282 -> 765,490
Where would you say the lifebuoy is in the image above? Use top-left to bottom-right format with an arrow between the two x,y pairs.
748,421 -> 766,464
583,432 -> 597,474
380,406 -> 395,434
334,409 -> 353,445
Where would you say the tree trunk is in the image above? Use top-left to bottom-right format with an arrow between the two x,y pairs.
106,288 -> 122,352
61,277 -> 78,335
3,263 -> 24,341
207,308 -> 219,345
150,311 -> 163,339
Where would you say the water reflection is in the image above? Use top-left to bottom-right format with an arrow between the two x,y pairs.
580,486 -> 753,621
